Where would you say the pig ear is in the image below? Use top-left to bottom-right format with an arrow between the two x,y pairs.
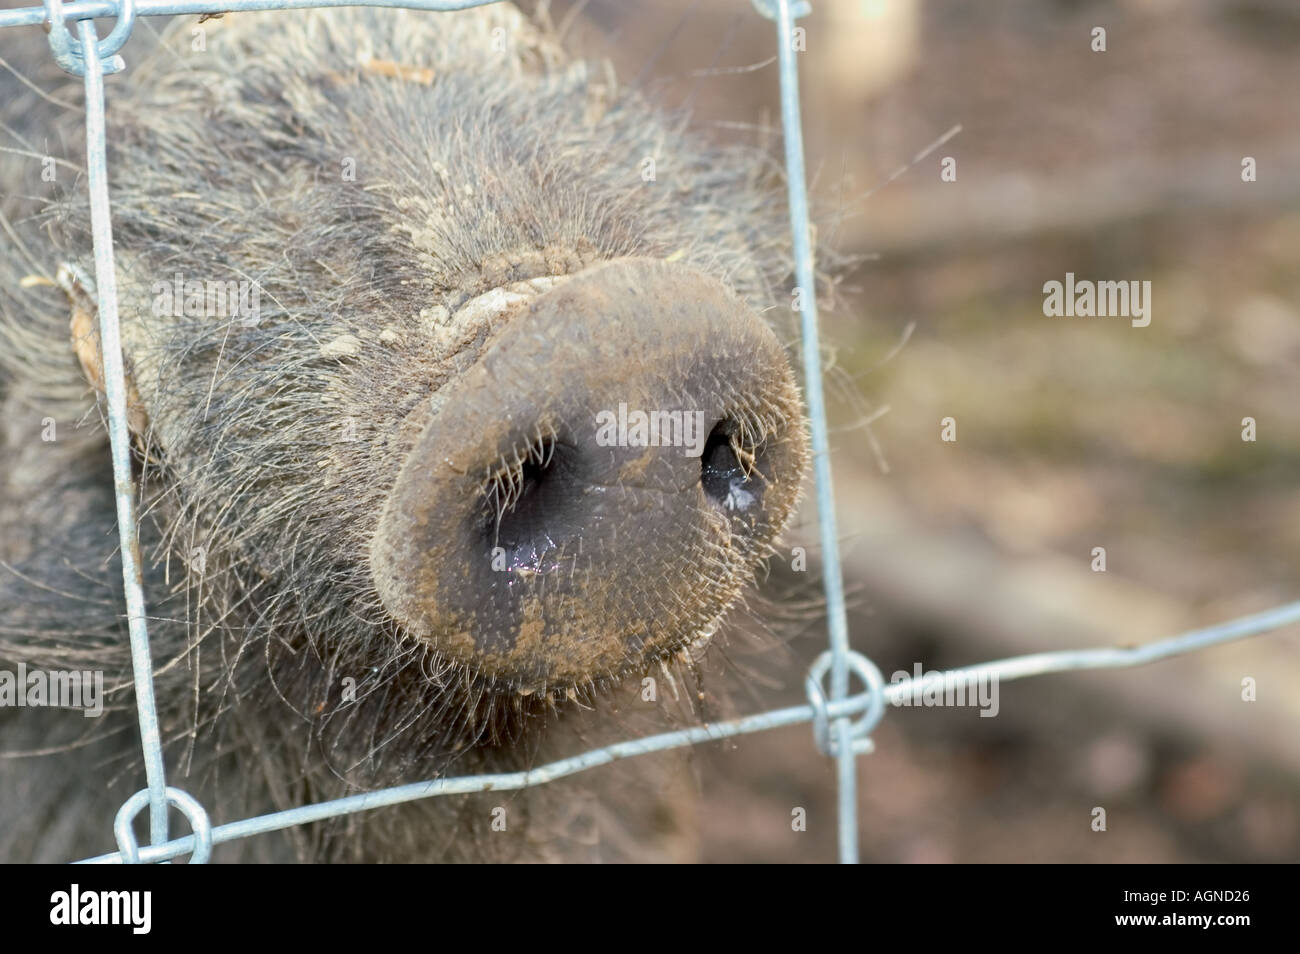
59,264 -> 151,440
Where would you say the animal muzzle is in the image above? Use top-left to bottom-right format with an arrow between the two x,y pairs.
370,258 -> 808,691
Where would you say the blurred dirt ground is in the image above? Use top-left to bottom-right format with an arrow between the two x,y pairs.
534,0 -> 1300,862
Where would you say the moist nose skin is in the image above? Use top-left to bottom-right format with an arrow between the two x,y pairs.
370,258 -> 808,692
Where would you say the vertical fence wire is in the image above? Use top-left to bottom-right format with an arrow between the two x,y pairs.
759,0 -> 861,863
46,0 -> 172,850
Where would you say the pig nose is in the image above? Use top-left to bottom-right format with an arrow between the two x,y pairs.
370,258 -> 808,692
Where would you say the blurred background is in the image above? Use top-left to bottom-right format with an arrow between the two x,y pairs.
532,0 -> 1300,862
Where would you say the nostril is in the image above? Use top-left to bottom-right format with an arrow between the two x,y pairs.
701,419 -> 763,514
482,431 -> 560,552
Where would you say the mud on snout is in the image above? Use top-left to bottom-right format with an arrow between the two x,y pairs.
371,258 -> 808,692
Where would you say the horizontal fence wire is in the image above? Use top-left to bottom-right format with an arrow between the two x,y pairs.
0,0 -> 504,29
1,0 -> 1296,865
76,599 -> 1300,864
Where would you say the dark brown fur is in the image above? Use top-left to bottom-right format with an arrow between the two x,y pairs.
0,5 -> 811,862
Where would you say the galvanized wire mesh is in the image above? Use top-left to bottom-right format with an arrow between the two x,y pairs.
1,0 -> 1296,865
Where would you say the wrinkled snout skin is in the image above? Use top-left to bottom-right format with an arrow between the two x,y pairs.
0,5 -> 811,861
373,258 -> 807,690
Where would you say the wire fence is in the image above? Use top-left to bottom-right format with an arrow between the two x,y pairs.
1,0 -> 1296,865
